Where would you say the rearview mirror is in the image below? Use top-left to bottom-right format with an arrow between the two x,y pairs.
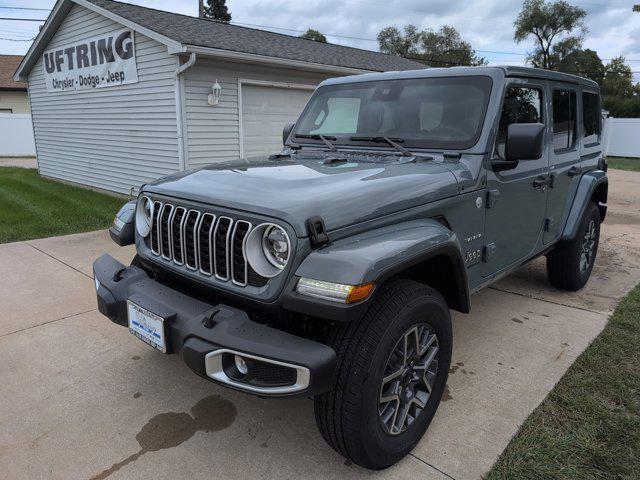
505,123 -> 544,162
283,123 -> 294,145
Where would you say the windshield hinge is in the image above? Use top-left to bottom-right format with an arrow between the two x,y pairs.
306,216 -> 330,249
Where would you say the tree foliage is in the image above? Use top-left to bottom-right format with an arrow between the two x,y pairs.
299,29 -> 327,43
378,25 -> 486,67
203,0 -> 231,22
514,0 -> 587,69
556,48 -> 605,84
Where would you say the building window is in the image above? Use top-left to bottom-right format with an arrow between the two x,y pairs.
496,86 -> 543,159
553,90 -> 577,152
582,92 -> 601,146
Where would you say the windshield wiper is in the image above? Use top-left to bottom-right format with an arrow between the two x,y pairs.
349,136 -> 414,157
294,134 -> 338,152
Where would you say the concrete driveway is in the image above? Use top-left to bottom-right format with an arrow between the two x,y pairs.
1,169 -> 639,480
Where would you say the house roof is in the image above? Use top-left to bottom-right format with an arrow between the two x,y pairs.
15,0 -> 425,81
1,55 -> 27,91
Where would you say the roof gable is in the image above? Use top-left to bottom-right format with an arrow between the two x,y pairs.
15,0 -> 424,81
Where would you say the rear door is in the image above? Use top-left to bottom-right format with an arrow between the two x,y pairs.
483,80 -> 549,276
240,82 -> 314,158
544,84 -> 581,243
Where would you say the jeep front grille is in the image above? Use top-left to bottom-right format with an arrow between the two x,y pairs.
149,201 -> 267,288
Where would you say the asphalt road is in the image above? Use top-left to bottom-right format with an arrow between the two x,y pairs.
1,169 -> 638,480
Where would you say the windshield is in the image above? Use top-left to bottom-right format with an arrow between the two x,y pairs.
293,75 -> 492,150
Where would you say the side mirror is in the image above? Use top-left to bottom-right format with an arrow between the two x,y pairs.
505,123 -> 544,162
283,123 -> 294,145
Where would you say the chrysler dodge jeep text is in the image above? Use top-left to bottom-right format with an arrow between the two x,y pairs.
94,66 -> 607,469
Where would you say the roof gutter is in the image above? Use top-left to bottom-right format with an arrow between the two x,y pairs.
175,44 -> 372,76
174,52 -> 196,171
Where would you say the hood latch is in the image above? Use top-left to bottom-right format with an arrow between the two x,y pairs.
306,216 -> 330,249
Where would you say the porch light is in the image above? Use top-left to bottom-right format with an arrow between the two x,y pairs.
208,80 -> 222,106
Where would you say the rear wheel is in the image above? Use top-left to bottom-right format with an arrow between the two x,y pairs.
546,201 -> 601,291
314,280 -> 452,469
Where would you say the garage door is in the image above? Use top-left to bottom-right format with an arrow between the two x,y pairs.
241,83 -> 313,158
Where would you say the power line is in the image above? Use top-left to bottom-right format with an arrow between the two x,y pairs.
0,6 -> 50,11
0,36 -> 35,41
0,17 -> 46,22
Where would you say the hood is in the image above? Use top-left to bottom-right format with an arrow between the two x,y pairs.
144,153 -> 459,236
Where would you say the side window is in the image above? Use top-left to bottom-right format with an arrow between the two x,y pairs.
552,89 -> 577,151
582,92 -> 601,146
496,86 -> 542,159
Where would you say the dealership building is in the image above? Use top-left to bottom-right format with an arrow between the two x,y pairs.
14,0 -> 422,194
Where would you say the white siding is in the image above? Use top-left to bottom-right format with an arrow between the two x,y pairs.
0,91 -> 30,114
27,4 -> 179,194
184,59 -> 333,169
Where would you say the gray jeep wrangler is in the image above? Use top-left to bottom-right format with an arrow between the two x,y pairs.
94,66 -> 607,470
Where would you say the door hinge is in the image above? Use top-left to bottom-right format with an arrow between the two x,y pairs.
485,189 -> 500,209
483,243 -> 497,262
544,217 -> 554,232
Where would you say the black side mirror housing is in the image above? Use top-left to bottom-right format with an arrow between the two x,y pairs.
109,200 -> 136,246
505,123 -> 545,162
283,123 -> 295,145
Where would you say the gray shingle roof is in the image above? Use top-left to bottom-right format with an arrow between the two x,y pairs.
85,0 -> 425,72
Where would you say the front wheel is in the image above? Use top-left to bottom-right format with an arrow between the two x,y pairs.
314,280 -> 452,470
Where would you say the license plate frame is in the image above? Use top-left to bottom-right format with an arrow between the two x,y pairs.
127,300 -> 167,353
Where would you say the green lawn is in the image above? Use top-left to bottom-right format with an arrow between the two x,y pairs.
0,167 -> 124,243
487,283 -> 640,480
607,156 -> 640,172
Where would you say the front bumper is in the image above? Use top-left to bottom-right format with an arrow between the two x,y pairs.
93,254 -> 336,397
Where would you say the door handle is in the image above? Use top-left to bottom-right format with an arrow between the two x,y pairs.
532,175 -> 552,188
567,166 -> 582,177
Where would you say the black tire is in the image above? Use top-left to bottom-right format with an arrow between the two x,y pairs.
314,279 -> 452,470
546,201 -> 601,291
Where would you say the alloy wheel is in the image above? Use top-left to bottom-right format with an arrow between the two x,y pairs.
580,219 -> 597,274
378,323 -> 439,436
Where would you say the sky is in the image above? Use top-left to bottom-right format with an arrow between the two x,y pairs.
1,0 -> 640,81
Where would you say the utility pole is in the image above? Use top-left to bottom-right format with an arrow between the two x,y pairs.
199,0 -> 204,18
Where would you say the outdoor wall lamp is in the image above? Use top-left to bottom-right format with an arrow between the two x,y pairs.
208,80 -> 222,106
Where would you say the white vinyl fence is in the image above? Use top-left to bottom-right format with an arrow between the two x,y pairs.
603,117 -> 640,158
0,113 -> 36,156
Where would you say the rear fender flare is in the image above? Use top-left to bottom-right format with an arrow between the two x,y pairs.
561,171 -> 607,241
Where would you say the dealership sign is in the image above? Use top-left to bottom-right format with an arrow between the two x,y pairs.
43,29 -> 138,92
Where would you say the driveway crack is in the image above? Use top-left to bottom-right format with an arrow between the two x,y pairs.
25,242 -> 93,279
409,453 -> 457,480
488,286 -> 607,315
0,308 -> 97,338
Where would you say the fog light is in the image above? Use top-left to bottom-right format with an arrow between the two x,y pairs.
234,355 -> 248,375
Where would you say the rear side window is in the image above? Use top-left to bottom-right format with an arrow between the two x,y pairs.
553,89 -> 577,151
582,92 -> 601,145
496,86 -> 543,159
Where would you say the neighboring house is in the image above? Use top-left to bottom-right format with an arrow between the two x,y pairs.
0,55 -> 30,113
14,0 -> 424,194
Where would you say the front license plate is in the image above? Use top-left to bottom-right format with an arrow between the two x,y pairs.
127,300 -> 167,353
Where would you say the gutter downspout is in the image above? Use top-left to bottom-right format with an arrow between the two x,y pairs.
174,52 -> 196,171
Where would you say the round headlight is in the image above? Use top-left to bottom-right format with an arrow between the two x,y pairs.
262,225 -> 290,269
135,195 -> 153,237
245,223 -> 291,278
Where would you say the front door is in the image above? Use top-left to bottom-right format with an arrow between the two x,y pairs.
483,81 -> 549,276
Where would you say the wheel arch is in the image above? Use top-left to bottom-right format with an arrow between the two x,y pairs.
561,171 -> 608,241
293,219 -> 470,315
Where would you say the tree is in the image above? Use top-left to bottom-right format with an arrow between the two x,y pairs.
602,56 -> 634,97
634,4 -> 640,12
299,29 -> 327,43
514,0 -> 587,70
378,25 -> 486,67
203,0 -> 231,22
557,48 -> 605,84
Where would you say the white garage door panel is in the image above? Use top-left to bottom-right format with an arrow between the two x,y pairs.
241,84 -> 312,158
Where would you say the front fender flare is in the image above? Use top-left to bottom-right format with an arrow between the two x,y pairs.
561,171 -> 607,241
293,219 -> 469,313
